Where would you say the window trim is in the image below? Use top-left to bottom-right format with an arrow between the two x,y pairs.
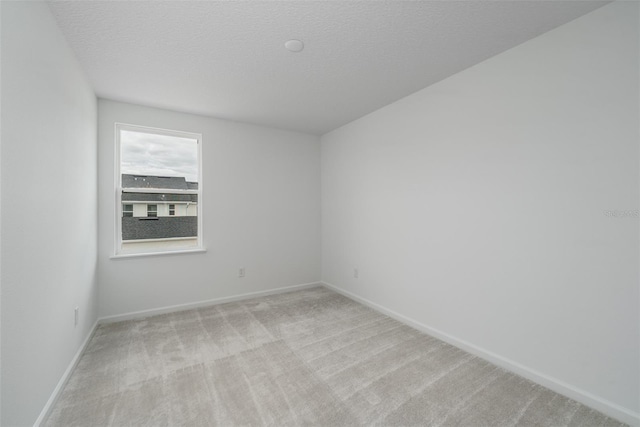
113,123 -> 204,258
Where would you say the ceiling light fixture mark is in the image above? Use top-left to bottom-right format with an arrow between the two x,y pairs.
285,39 -> 304,52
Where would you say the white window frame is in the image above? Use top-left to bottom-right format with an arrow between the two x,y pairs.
114,123 -> 204,258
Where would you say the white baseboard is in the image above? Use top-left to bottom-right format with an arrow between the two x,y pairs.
99,281 -> 322,324
34,319 -> 100,427
321,281 -> 639,427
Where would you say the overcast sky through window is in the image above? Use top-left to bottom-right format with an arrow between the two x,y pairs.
120,130 -> 198,182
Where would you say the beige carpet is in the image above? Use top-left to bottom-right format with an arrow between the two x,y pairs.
45,286 -> 625,426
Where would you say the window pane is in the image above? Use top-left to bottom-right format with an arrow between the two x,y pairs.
119,127 -> 200,253
121,130 -> 198,184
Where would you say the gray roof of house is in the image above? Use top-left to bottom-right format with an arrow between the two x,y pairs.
122,174 -> 198,190
122,193 -> 198,202
122,216 -> 197,240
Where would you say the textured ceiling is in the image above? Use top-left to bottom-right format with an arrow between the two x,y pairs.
49,1 -> 607,135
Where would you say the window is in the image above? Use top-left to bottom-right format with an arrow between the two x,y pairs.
147,204 -> 158,218
115,123 -> 202,256
123,204 -> 133,217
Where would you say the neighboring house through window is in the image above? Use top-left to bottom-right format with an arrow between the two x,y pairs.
147,204 -> 158,218
116,123 -> 202,255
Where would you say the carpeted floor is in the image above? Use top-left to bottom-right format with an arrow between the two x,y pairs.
45,286 -> 625,426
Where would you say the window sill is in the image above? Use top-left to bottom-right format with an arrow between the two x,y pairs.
110,248 -> 207,260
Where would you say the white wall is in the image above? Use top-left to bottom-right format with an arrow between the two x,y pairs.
98,100 -> 320,317
0,2 -> 98,426
322,1 -> 639,423
0,3 -> 3,423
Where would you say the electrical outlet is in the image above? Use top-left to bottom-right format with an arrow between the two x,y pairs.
354,268 -> 359,279
74,306 -> 79,327
238,268 -> 245,278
